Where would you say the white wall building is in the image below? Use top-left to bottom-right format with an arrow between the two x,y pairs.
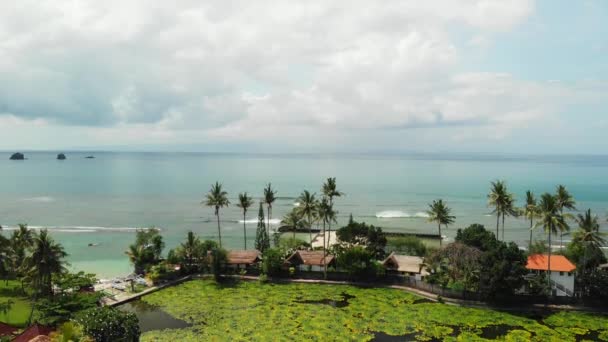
526,254 -> 576,297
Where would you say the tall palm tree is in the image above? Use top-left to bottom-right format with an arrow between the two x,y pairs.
317,198 -> 337,278
281,209 -> 305,239
555,185 -> 576,251
205,182 -> 230,248
8,224 -> 34,289
501,193 -> 518,241
236,193 -> 254,250
523,191 -> 539,250
322,178 -> 343,247
24,229 -> 68,296
426,199 -> 455,247
297,190 -> 318,244
535,193 -> 571,290
488,180 -> 508,239
263,183 -> 277,236
573,209 -> 606,274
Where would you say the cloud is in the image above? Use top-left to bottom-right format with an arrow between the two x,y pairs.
1,0 -> 605,152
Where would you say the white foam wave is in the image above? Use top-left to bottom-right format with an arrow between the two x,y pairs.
238,218 -> 281,225
375,210 -> 429,219
20,196 -> 55,203
293,202 -> 300,207
0,225 -> 149,233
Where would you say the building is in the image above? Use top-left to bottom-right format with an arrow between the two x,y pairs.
526,254 -> 576,297
285,250 -> 335,272
226,250 -> 261,270
381,252 -> 429,280
12,324 -> 53,342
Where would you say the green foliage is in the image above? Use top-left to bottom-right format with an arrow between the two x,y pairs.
261,248 -> 284,276
336,220 -> 387,258
479,241 -> 527,298
75,307 -> 140,342
49,321 -> 91,342
336,246 -> 380,278
25,229 -> 68,296
170,232 -> 218,274
254,202 -> 270,253
278,237 -> 310,252
528,240 -> 548,255
455,224 -> 497,251
125,228 -> 164,275
386,236 -> 427,256
138,279 -> 608,341
211,248 -> 228,280
35,291 -> 102,326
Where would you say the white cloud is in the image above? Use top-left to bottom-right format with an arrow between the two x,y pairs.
2,0 -> 605,152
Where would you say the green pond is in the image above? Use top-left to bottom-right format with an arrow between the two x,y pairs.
127,279 -> 608,341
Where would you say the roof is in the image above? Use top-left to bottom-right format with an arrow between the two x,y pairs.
382,253 -> 429,275
598,263 -> 608,269
227,250 -> 261,264
0,322 -> 18,337
12,324 -> 53,342
286,250 -> 334,266
526,254 -> 576,272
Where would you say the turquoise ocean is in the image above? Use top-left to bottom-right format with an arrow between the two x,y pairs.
1,151 -> 607,278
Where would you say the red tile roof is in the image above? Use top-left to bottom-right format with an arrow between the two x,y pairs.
227,250 -> 261,264
286,250 -> 334,266
0,322 -> 18,337
12,324 -> 53,342
526,254 -> 576,272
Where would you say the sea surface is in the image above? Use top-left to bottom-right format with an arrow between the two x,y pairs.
1,151 -> 607,278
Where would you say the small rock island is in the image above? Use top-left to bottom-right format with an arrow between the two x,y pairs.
9,152 -> 25,160
85,155 -> 95,159
57,153 -> 66,160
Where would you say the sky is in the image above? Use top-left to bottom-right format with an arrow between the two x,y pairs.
0,0 -> 607,154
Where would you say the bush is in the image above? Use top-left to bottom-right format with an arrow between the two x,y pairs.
386,236 -> 427,256
74,307 -> 140,342
336,246 -> 378,279
262,248 -> 284,276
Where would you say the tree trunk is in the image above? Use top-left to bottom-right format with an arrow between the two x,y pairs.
529,217 -> 533,250
547,228 -> 552,294
308,214 -> 312,245
496,213 -> 500,240
243,212 -> 247,250
217,210 -> 222,248
502,213 -> 505,241
438,223 -> 442,247
323,220 -> 327,279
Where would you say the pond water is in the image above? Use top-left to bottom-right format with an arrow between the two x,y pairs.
118,299 -> 192,333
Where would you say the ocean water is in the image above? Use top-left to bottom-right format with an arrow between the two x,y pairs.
1,151 -> 607,278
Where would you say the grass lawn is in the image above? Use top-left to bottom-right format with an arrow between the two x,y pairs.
136,279 -> 608,341
0,280 -> 33,327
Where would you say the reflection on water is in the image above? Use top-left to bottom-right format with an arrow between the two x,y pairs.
118,299 -> 192,332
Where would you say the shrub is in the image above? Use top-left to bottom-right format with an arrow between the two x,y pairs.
74,307 -> 140,342
386,236 -> 427,256
262,248 -> 284,276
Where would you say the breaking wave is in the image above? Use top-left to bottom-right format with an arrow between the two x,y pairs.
0,225 -> 149,233
375,210 -> 429,219
238,218 -> 282,225
19,196 -> 55,203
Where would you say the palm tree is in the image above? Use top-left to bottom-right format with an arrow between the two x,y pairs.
297,190 -> 318,244
263,183 -> 277,236
322,178 -> 343,248
555,185 -> 576,251
180,231 -> 202,272
426,199 -> 455,247
488,181 -> 507,239
205,182 -> 230,248
535,193 -> 570,290
281,209 -> 305,239
487,181 -> 515,241
24,229 -> 68,296
573,209 -> 606,274
8,224 -> 34,290
523,191 -> 539,250
236,193 -> 254,250
317,198 -> 337,278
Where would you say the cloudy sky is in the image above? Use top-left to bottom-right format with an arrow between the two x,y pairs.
1,0 -> 607,154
